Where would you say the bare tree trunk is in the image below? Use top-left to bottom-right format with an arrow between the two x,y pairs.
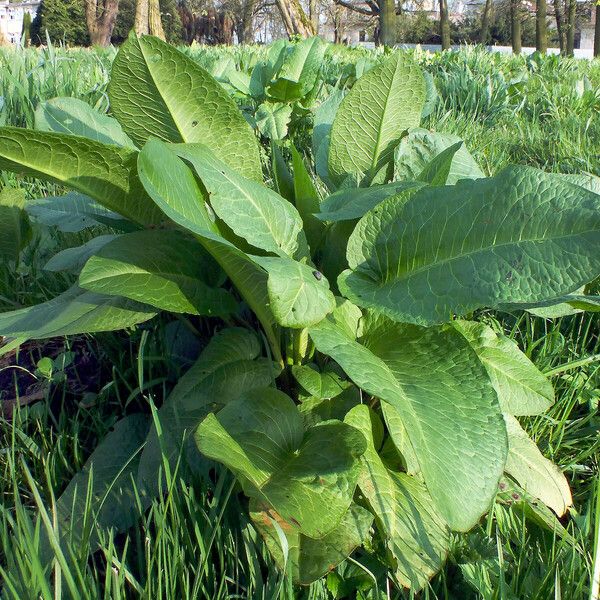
439,0 -> 450,49
510,0 -> 522,53
536,0 -> 547,52
553,0 -> 566,53
86,0 -> 120,46
148,0 -> 165,39
595,1 -> 600,57
309,0 -> 319,32
379,0 -> 396,46
565,0 -> 575,55
333,4 -> 345,43
480,0 -> 492,44
239,0 -> 257,42
135,0 -> 149,35
275,0 -> 315,37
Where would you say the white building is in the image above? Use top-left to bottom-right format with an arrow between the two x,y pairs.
0,0 -> 40,45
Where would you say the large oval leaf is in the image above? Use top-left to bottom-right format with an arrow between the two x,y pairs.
394,128 -> 485,184
137,328 -> 280,497
196,388 -> 366,539
346,406 -> 449,590
504,415 -> 572,516
0,188 -> 31,262
328,52 -> 425,185
318,181 -> 425,222
0,127 -> 161,225
0,285 -> 155,345
173,143 -> 308,260
250,501 -> 373,585
309,305 -> 507,531
266,37 -> 326,102
35,96 -> 135,148
137,138 -> 274,333
340,166 -> 600,325
109,33 -> 262,181
452,320 -> 554,416
252,256 -> 336,328
139,139 -> 334,330
79,229 -> 237,317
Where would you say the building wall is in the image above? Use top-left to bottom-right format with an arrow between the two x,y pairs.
0,0 -> 40,45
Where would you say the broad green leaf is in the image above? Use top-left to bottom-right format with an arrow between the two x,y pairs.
341,166 -> 600,326
312,89 -> 344,189
505,291 -> 600,317
504,415 -> 572,516
225,68 -> 252,96
250,501 -> 373,585
560,172 -> 600,195
272,142 -> 295,202
328,53 -> 425,184
421,71 -> 438,119
137,139 -> 275,334
255,103 -> 292,140
44,235 -> 118,272
292,363 -> 350,399
41,414 -> 149,564
79,229 -> 235,317
345,406 -> 449,590
35,97 -> 135,148
452,320 -> 554,416
0,127 -> 161,225
394,129 -> 485,184
0,285 -> 155,344
318,181 -> 425,222
26,193 -> 134,232
417,142 -> 464,186
142,142 -> 332,330
196,388 -> 366,539
109,33 -> 262,181
291,144 -> 325,252
298,387 -> 361,427
252,256 -> 336,328
309,305 -> 507,531
380,403 -> 420,475
0,187 -> 31,261
319,221 -> 356,288
137,328 -> 279,497
496,478 -> 578,546
566,295 -> 600,311
267,37 -> 326,102
173,143 -> 308,260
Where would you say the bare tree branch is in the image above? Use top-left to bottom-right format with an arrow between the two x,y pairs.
333,0 -> 376,16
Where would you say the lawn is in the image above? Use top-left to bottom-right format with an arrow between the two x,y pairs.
0,39 -> 598,599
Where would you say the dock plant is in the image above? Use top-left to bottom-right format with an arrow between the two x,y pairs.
0,34 -> 598,589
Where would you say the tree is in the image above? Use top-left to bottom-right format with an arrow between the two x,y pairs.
134,0 -> 165,38
595,0 -> 600,57
439,0 -> 450,48
22,10 -> 32,46
510,0 -> 521,53
535,0 -> 547,52
309,0 -> 319,32
334,0 -> 398,46
275,0 -> 315,37
33,0 -> 89,45
553,0 -> 576,55
379,0 -> 396,45
480,0 -> 492,44
85,0 -> 120,46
